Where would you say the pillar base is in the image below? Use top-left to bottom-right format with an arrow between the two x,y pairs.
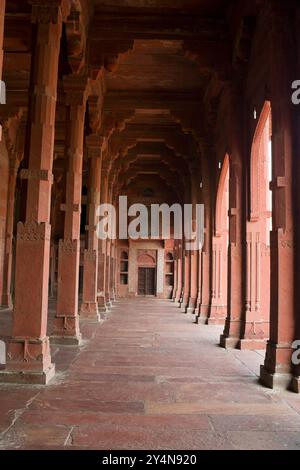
0,337 -> 55,385
52,315 -> 82,344
207,305 -> 227,325
80,302 -> 101,323
207,317 -> 226,326
291,376 -> 300,393
51,334 -> 82,346
0,293 -> 13,310
186,306 -> 195,315
186,312 -> 198,323
198,304 -> 209,324
238,338 -> 267,350
260,365 -> 293,390
220,334 -> 240,349
0,363 -> 55,385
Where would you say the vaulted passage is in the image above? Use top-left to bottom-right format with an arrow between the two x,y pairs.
0,0 -> 300,451
1,298 -> 300,450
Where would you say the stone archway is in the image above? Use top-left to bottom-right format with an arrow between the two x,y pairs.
242,101 -> 272,349
209,154 -> 229,325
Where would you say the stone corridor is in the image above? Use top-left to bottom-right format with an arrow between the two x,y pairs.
0,298 -> 300,450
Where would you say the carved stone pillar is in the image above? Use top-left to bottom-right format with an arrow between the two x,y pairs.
197,192 -> 211,324
172,241 -> 178,301
175,242 -> 183,305
187,249 -> 198,316
187,172 -> 199,317
220,94 -> 244,347
97,166 -> 109,311
0,0 -> 5,141
208,236 -> 227,325
181,249 -> 190,312
0,0 -> 68,384
80,135 -> 103,322
156,248 -> 164,297
292,8 -> 300,393
260,5 -> 296,390
52,74 -> 89,344
0,159 -> 19,308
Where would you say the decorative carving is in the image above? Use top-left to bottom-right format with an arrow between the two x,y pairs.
59,239 -> 79,254
30,0 -> 71,24
84,249 -> 97,262
17,221 -> 51,242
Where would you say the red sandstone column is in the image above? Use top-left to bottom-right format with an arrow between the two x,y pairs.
187,249 -> 198,316
187,173 -> 199,317
52,74 -> 89,345
208,236 -> 227,325
172,241 -> 178,301
104,171 -> 117,307
80,135 -> 103,322
0,0 -> 5,142
260,5 -> 295,390
175,241 -> 183,306
219,86 -> 244,348
0,158 -> 19,308
197,188 -> 211,324
97,166 -> 109,313
0,0 -> 69,384
220,166 -> 243,347
293,8 -> 300,393
181,249 -> 190,313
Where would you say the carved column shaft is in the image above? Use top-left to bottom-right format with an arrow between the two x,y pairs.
97,167 -> 109,310
181,249 -> 190,312
0,0 -> 5,141
54,76 -> 89,344
261,5 -> 296,389
1,159 -> 19,307
175,243 -> 183,305
198,188 -> 211,323
80,136 -> 103,321
0,1 -> 67,385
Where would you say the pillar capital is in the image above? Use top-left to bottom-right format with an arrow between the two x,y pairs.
86,134 -> 106,159
30,0 -> 71,24
63,74 -> 90,106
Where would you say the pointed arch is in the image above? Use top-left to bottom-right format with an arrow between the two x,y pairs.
215,153 -> 230,237
250,101 -> 272,221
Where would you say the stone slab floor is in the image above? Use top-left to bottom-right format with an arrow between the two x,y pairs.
0,298 -> 300,450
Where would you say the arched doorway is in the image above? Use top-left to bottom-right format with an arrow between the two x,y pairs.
209,154 -> 229,324
241,101 -> 272,349
137,253 -> 156,296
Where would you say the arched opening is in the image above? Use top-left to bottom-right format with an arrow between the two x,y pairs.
242,101 -> 272,349
209,154 -> 229,324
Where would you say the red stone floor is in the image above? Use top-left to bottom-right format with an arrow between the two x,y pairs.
0,298 -> 300,450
